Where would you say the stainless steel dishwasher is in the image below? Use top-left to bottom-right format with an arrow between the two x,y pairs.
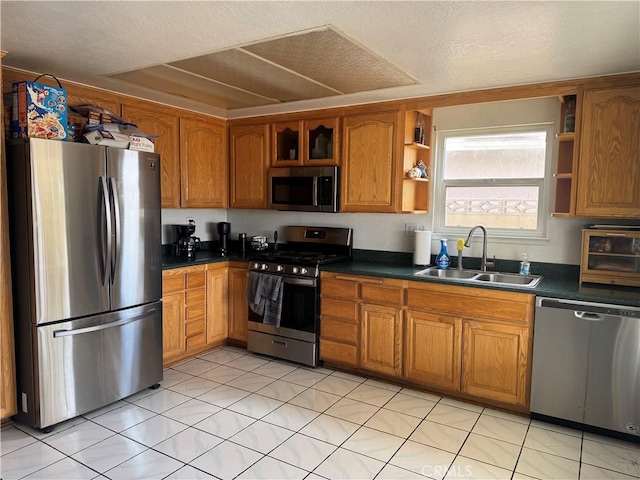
531,297 -> 640,439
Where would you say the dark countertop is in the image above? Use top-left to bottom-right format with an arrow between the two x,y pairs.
162,250 -> 639,308
162,250 -> 249,269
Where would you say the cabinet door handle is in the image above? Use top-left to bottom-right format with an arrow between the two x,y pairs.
335,275 -> 384,284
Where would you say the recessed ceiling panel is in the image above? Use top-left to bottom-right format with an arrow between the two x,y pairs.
169,49 -> 339,102
243,28 -> 418,94
109,65 -> 278,109
107,26 -> 419,109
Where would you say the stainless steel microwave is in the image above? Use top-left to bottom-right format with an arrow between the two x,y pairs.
269,166 -> 339,212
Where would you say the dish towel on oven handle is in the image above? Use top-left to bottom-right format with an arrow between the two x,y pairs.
246,271 -> 284,327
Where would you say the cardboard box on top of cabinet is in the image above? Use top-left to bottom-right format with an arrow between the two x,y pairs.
11,81 -> 68,140
84,130 -> 130,149
128,135 -> 154,152
84,131 -> 156,152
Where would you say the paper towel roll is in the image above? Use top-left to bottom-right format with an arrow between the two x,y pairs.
413,230 -> 432,266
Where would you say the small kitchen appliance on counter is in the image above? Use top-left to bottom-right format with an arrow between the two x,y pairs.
217,222 -> 231,256
172,220 -> 201,258
247,225 -> 353,367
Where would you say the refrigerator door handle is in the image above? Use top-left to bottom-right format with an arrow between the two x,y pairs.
99,176 -> 112,286
109,177 -> 121,283
52,310 -> 155,337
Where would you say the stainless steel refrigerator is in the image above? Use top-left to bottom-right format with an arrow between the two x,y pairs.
7,138 -> 163,430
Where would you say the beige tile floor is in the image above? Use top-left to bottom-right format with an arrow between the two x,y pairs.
1,346 -> 638,480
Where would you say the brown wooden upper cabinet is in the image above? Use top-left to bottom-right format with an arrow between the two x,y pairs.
229,123 -> 270,209
180,115 -> 227,208
341,111 -> 401,213
576,85 -> 640,217
272,117 -> 340,167
121,101 -> 181,208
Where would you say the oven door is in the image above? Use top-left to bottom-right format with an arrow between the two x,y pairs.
248,275 -> 318,343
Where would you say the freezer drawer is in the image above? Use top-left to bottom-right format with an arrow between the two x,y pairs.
531,297 -> 640,438
19,302 -> 163,429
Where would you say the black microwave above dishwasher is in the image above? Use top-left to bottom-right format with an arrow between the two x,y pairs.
269,166 -> 339,212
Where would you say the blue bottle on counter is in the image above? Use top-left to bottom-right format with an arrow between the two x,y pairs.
436,239 -> 451,269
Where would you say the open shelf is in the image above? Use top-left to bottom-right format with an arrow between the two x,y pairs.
402,109 -> 432,213
404,142 -> 430,150
552,94 -> 579,216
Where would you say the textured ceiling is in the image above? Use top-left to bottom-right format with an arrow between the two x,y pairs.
1,1 -> 639,119
108,27 -> 417,109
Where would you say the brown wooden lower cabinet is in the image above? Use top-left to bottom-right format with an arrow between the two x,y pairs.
405,281 -> 533,410
320,272 -> 405,373
360,303 -> 403,377
162,291 -> 186,362
404,309 -> 462,390
228,264 -> 249,343
320,272 -> 534,411
161,265 -> 207,365
461,319 -> 529,406
161,262 -> 232,365
319,274 -> 360,367
206,264 -> 229,345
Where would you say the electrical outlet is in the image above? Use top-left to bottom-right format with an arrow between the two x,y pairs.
417,224 -> 425,231
405,223 -> 417,236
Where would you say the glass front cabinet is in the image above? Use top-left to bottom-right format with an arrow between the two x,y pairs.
580,228 -> 640,287
272,117 -> 339,167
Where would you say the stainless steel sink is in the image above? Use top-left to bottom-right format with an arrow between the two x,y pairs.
414,267 -> 542,288
415,268 -> 480,279
473,272 -> 543,287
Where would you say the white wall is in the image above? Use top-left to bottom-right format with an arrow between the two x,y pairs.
161,208 -> 228,244
162,98 -> 630,265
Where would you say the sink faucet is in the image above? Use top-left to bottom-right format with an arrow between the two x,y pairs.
464,225 -> 494,272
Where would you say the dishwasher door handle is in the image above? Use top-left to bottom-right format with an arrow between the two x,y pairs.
574,311 -> 605,321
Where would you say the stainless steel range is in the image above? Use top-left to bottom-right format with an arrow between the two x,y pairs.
247,226 -> 353,367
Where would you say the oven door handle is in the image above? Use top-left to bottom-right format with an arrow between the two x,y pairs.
282,276 -> 317,287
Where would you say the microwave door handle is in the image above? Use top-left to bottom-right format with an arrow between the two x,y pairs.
312,176 -> 319,207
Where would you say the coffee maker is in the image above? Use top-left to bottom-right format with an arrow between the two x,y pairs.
217,222 -> 231,256
172,220 -> 201,258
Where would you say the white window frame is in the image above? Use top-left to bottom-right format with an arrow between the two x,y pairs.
433,123 -> 554,240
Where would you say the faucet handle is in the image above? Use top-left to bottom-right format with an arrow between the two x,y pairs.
486,255 -> 496,271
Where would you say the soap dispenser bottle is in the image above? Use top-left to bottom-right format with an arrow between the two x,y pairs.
520,253 -> 531,276
436,239 -> 451,269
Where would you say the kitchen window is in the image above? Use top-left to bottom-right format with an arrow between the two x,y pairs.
434,124 -> 553,239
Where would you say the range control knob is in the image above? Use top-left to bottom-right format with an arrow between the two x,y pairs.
252,262 -> 260,270
276,265 -> 284,272
261,263 -> 269,271
300,267 -> 308,275
291,266 -> 299,274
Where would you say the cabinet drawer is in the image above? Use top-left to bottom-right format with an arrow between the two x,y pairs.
320,340 -> 357,366
186,272 -> 206,289
407,283 -> 533,325
162,275 -> 185,295
185,304 -> 205,322
321,318 -> 357,344
361,283 -> 404,306
186,333 -> 206,351
185,288 -> 206,305
321,297 -> 358,322
185,319 -> 205,337
322,278 -> 359,299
